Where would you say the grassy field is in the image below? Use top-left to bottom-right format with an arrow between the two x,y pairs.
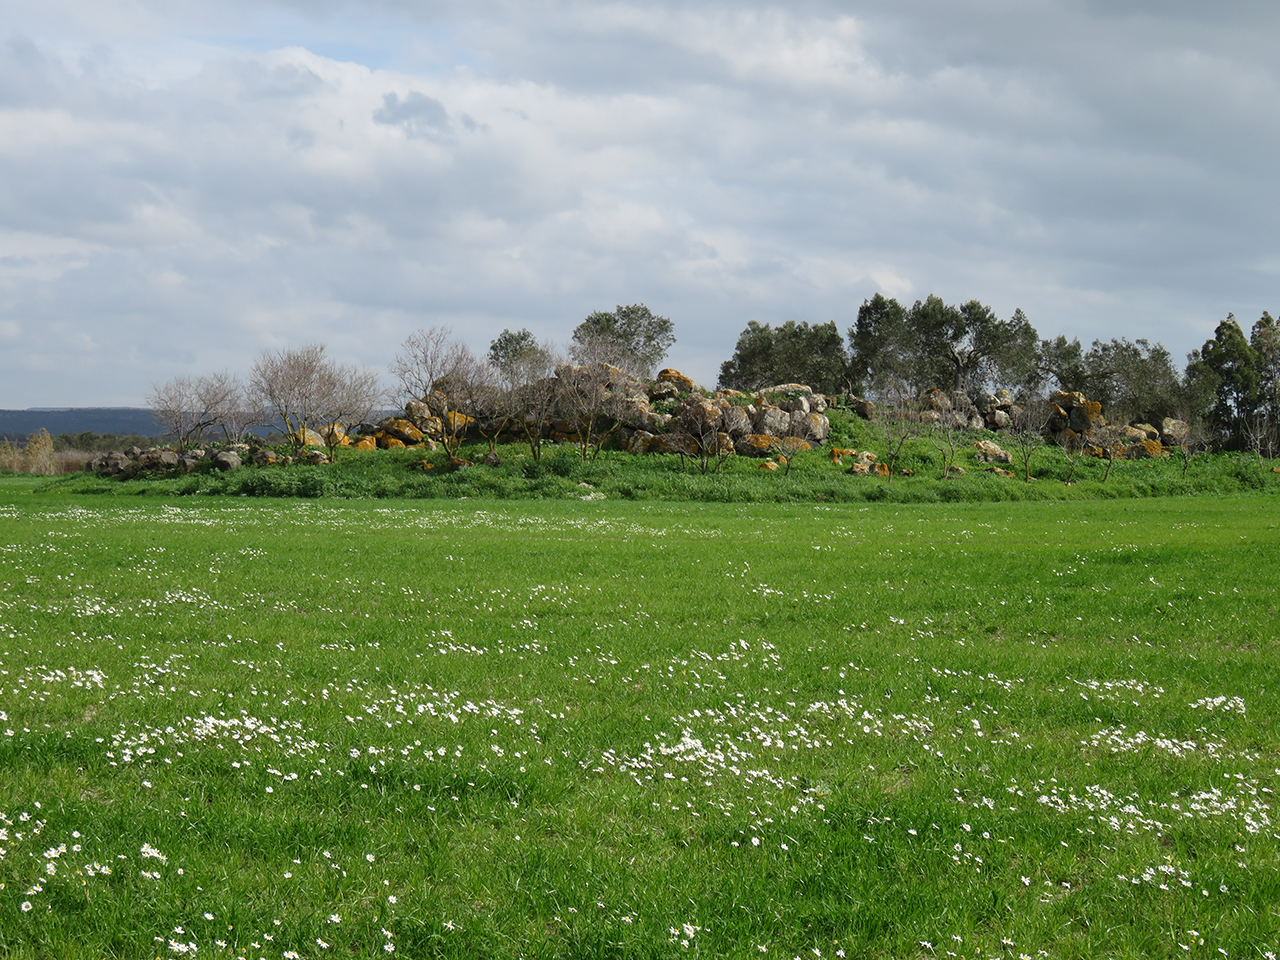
1,475 -> 1278,958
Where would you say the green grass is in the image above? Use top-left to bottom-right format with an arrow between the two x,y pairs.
0,483 -> 1278,958
28,431 -> 1280,504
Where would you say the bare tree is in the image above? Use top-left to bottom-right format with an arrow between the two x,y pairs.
500,343 -> 560,461
1176,426 -> 1209,479
1007,400 -> 1050,483
250,345 -> 384,455
215,379 -> 270,445
555,361 -> 636,461
925,418 -> 962,479
147,372 -> 240,450
391,328 -> 477,456
319,361 -> 385,459
679,396 -> 732,475
874,399 -> 920,482
1059,430 -> 1088,484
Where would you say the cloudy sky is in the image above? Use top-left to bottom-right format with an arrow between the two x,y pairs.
2,0 -> 1277,407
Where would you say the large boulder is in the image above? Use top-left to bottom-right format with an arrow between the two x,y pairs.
383,419 -> 426,444
848,397 -> 876,421
770,436 -> 812,457
87,451 -> 131,476
752,404 -> 791,437
790,411 -> 830,443
1067,401 -> 1105,433
627,430 -> 656,454
924,387 -> 952,412
1161,417 -> 1190,445
650,434 -> 700,457
655,368 -> 698,393
213,451 -> 242,471
673,396 -> 721,435
720,404 -> 752,438
292,428 -> 325,448
734,434 -> 776,457
973,439 -> 1012,464
1124,439 -> 1166,460
986,409 -> 1011,430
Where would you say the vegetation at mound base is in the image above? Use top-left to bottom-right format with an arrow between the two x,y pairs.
29,413 -> 1280,503
0,491 -> 1278,958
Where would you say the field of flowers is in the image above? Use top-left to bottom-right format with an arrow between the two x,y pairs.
0,476 -> 1277,959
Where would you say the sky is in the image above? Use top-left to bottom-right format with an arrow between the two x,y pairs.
2,0 -> 1278,407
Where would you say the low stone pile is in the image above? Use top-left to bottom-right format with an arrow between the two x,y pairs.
86,445 -> 250,477
1045,391 -> 1190,460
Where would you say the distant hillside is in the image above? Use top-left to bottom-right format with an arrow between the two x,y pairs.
0,408 -> 162,442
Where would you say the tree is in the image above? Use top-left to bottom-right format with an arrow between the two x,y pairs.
147,371 -> 241,450
391,327 -> 477,456
848,294 -> 1038,399
1188,315 -> 1260,445
214,383 -> 270,446
848,294 -> 911,398
250,344 -> 384,455
1249,312 -> 1280,456
446,349 -> 505,455
488,328 -> 542,381
570,304 -> 675,377
1036,335 -> 1088,394
1006,401 -> 1050,483
318,362 -> 384,459
555,362 -> 636,461
502,345 -> 561,461
925,418 -> 962,479
718,321 -> 777,392
1080,338 -> 1183,425
718,321 -> 848,394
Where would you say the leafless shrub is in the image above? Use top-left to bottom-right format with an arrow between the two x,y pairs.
251,344 -> 385,455
147,371 -> 246,450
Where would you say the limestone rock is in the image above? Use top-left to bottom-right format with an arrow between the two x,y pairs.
848,397 -> 876,421
292,428 -> 324,448
384,419 -> 425,444
213,451 -> 242,471
720,405 -> 751,438
735,434 -> 776,457
655,368 -> 698,393
973,439 -> 1013,464
1124,439 -> 1166,459
752,405 -> 791,437
650,434 -> 700,457
1161,417 -> 1190,445
789,411 -> 830,442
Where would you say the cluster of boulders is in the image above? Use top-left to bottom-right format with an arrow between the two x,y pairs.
330,367 -> 834,460
620,379 -> 830,459
86,445 -> 249,477
1046,391 -> 1190,459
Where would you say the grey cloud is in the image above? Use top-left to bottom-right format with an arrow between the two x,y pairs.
373,90 -> 451,135
2,2 -> 1279,405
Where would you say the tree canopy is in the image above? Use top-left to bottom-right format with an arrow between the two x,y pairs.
848,295 -> 1039,398
718,320 -> 847,394
569,304 -> 675,376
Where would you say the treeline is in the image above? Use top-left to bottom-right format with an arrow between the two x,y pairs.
138,296 -> 1279,457
143,305 -> 676,457
717,297 -> 1280,453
